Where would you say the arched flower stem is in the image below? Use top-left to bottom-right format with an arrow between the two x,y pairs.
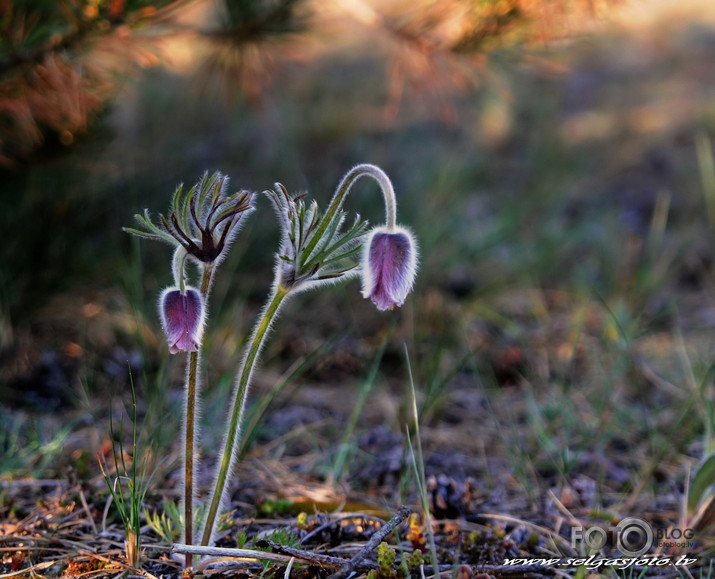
172,246 -> 189,293
301,165 -> 397,263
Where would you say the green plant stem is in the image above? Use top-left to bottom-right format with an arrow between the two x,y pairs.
201,285 -> 290,546
183,264 -> 214,569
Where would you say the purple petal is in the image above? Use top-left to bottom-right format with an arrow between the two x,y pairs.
362,227 -> 417,311
160,288 -> 204,354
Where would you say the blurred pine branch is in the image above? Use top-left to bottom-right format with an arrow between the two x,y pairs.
0,0 -> 614,167
0,0 -> 308,167
337,0 -> 616,120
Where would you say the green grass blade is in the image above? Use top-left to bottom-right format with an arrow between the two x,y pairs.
688,455 -> 715,514
330,331 -> 390,483
403,343 -> 439,567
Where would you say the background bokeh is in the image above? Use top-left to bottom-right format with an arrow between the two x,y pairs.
2,0 -> 715,573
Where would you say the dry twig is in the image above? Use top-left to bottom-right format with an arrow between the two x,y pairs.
171,543 -> 348,569
327,505 -> 411,579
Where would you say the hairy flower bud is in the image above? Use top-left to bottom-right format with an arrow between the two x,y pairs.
361,226 -> 418,311
159,287 -> 205,354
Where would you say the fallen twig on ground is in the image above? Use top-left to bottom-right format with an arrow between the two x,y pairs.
328,505 -> 412,579
172,543 -> 349,570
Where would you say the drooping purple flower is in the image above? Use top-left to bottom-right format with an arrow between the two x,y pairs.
159,287 -> 205,354
361,226 -> 418,311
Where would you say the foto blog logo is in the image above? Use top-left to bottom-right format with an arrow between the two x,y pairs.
571,518 -> 654,557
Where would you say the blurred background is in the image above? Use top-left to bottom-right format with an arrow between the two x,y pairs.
2,0 -> 715,561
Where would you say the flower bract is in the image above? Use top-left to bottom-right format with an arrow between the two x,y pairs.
125,172 -> 254,265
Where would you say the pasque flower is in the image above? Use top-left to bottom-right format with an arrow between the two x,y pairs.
266,164 -> 419,310
361,225 -> 418,311
326,164 -> 418,311
125,172 -> 254,568
125,164 -> 420,568
200,164 -> 418,548
159,287 -> 205,354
